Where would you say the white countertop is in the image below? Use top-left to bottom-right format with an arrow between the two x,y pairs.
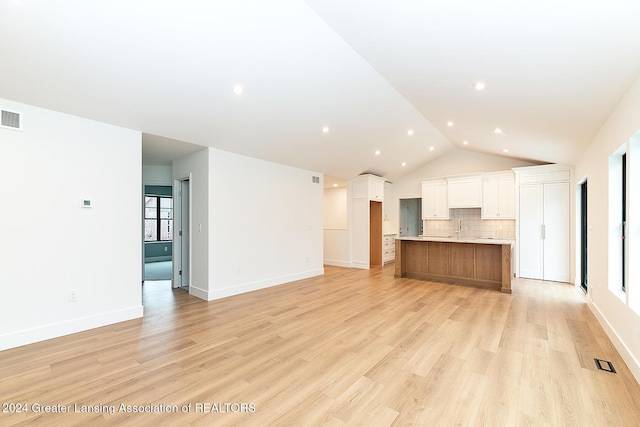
397,236 -> 515,246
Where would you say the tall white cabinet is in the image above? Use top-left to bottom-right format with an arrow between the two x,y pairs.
350,174 -> 386,269
514,166 -> 571,282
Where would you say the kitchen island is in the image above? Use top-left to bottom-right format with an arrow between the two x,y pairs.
394,236 -> 514,293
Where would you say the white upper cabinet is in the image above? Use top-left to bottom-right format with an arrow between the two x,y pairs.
481,171 -> 515,219
352,174 -> 385,201
447,175 -> 482,208
352,179 -> 368,199
421,179 -> 449,219
383,181 -> 393,221
369,178 -> 384,201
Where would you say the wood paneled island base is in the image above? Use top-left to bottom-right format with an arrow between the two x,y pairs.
395,238 -> 514,293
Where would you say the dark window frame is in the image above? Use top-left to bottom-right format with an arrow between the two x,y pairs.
580,180 -> 588,293
145,196 -> 173,242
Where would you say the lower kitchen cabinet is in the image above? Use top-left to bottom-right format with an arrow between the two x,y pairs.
383,234 -> 396,263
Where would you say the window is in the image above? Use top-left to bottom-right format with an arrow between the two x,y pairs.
145,196 -> 173,241
580,179 -> 588,293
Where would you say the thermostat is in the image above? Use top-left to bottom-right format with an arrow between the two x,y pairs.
82,199 -> 92,208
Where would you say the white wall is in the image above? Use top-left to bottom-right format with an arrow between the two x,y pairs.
394,149 -> 539,199
324,186 -> 350,267
143,165 -> 172,185
0,99 -> 143,351
574,73 -> 640,382
204,148 -> 324,300
173,148 -> 210,299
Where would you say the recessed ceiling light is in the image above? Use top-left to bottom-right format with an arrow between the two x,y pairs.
447,121 -> 454,127
429,146 -> 435,152
333,183 -> 338,187
502,148 -> 509,153
474,82 -> 486,91
463,140 -> 469,145
401,162 -> 406,167
375,150 -> 381,156
494,128 -> 503,134
322,126 -> 329,133
407,129 -> 414,136
232,84 -> 244,95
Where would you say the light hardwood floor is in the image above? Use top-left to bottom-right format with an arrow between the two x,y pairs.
1,265 -> 639,426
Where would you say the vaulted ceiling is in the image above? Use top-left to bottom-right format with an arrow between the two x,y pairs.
1,0 -> 639,181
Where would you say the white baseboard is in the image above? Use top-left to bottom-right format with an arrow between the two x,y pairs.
324,259 -> 351,268
351,262 -> 370,270
189,284 -> 208,301
0,306 -> 144,352
205,268 -> 324,301
586,299 -> 640,384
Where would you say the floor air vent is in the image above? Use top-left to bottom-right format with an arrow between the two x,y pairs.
1,109 -> 22,130
594,358 -> 616,374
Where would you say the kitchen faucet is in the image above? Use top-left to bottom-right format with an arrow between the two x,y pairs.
455,219 -> 462,238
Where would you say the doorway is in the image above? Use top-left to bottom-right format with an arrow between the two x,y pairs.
369,201 -> 383,267
143,185 -> 174,283
580,179 -> 588,293
173,178 -> 190,290
399,198 -> 422,237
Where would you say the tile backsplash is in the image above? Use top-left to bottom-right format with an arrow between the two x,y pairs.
422,208 -> 515,239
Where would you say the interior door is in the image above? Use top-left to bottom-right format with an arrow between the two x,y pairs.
173,179 -> 190,289
407,199 -> 421,236
519,184 -> 544,279
180,180 -> 190,288
399,199 -> 409,236
399,198 -> 421,237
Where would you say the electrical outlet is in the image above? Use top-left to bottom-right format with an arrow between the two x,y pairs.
69,290 -> 78,302
305,256 -> 309,263
236,267 -> 240,275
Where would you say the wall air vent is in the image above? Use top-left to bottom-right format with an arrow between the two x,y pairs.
312,176 -> 320,184
1,109 -> 23,131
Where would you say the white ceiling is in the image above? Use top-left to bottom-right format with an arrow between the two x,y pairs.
2,0 -> 639,181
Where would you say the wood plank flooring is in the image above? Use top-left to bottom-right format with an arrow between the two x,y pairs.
1,265 -> 639,426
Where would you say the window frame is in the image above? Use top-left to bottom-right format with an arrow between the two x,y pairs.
145,195 -> 173,242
